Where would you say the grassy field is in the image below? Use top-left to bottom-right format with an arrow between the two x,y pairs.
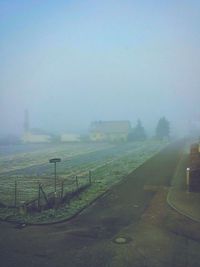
0,140 -> 168,209
0,143 -> 112,174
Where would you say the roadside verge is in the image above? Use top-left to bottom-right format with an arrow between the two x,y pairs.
167,150 -> 200,223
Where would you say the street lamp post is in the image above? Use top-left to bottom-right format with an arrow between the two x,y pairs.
49,158 -> 61,197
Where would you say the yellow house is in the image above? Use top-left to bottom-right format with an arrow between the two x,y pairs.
90,121 -> 131,142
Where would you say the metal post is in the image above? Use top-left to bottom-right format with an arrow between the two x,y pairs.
49,158 -> 61,202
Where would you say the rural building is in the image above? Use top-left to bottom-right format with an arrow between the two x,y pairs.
61,133 -> 81,142
90,120 -> 131,142
188,142 -> 200,192
22,110 -> 52,143
22,129 -> 51,143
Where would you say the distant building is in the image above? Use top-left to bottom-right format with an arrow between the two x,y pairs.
22,110 -> 51,143
22,128 -> 52,143
61,133 -> 81,142
90,120 -> 131,142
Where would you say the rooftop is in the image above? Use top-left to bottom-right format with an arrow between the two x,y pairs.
90,120 -> 131,134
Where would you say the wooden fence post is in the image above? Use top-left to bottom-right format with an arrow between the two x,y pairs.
61,181 -> 64,200
89,170 -> 92,185
40,184 -> 49,205
38,183 -> 41,209
75,176 -> 79,189
14,180 -> 17,207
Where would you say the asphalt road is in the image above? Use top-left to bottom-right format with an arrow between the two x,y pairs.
1,140 -> 199,267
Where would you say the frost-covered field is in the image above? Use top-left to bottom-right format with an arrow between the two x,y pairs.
0,143 -> 112,175
0,140 -> 168,207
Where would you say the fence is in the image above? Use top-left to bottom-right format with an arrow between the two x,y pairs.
0,170 -> 92,211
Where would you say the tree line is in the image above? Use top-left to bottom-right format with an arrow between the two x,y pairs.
128,117 -> 170,142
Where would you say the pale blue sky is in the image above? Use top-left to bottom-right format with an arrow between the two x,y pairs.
1,0 -> 200,135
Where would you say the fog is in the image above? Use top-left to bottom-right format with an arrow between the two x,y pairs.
1,0 -> 200,137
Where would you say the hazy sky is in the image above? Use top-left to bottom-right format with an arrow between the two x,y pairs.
1,0 -> 200,135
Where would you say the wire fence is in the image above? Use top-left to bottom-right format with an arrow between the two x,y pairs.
0,171 -> 92,211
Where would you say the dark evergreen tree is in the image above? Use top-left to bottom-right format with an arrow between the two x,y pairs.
155,117 -> 170,140
128,119 -> 146,141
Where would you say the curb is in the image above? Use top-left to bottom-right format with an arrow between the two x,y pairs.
167,192 -> 200,223
166,150 -> 200,224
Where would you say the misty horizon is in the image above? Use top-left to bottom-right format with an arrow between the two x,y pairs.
1,1 -> 200,137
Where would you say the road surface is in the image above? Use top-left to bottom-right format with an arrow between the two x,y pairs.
1,140 -> 200,267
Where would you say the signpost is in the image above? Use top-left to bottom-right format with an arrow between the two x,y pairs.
49,158 -> 61,197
